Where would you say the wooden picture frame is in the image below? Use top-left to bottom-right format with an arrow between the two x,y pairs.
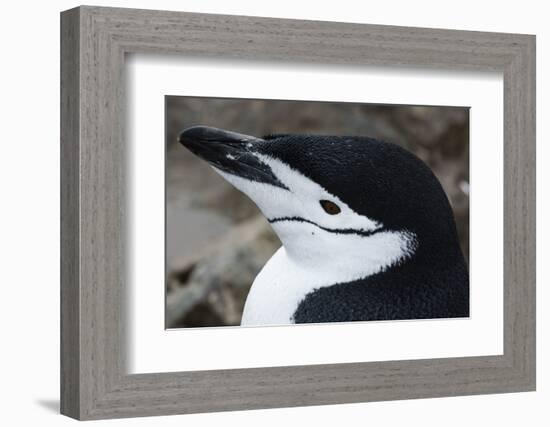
60,5 -> 536,420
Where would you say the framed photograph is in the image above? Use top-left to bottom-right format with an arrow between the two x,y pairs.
60,6 -> 536,420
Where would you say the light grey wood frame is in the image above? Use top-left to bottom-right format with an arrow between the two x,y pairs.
60,5 -> 536,420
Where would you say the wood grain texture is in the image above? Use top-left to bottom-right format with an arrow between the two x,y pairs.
60,6 -> 536,420
60,7 -> 81,419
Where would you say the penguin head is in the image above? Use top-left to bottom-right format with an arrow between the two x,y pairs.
179,126 -> 461,274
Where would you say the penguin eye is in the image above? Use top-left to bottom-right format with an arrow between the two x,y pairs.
320,200 -> 341,215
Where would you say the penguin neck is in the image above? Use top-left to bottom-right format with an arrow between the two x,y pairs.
271,221 -> 417,285
241,226 -> 464,326
241,230 -> 414,326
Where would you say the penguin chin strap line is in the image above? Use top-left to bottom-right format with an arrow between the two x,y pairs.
268,216 -> 387,238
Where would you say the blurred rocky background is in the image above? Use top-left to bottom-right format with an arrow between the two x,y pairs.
165,97 -> 469,328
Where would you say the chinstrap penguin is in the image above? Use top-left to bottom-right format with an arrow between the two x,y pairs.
178,125 -> 469,326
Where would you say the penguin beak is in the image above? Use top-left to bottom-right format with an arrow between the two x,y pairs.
178,125 -> 288,190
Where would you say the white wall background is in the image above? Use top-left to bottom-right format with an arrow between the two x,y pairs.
0,0 -> 546,425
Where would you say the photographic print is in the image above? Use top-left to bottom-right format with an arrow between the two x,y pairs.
166,97 -> 469,328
